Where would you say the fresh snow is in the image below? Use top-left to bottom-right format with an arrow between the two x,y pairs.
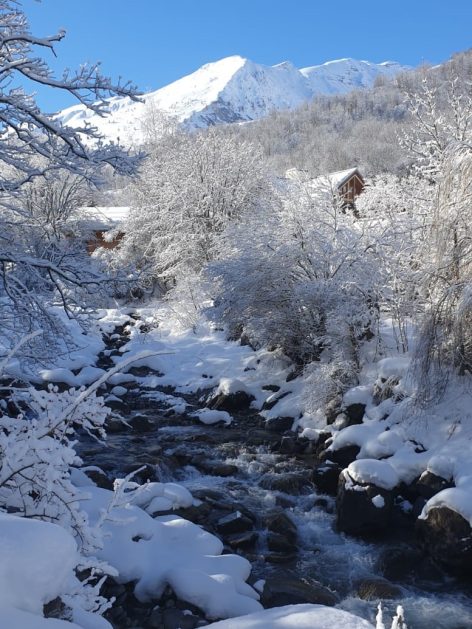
0,514 -> 89,628
191,408 -> 233,426
81,485 -> 262,618
0,514 -> 78,615
345,460 -> 400,490
372,494 -> 386,508
300,58 -> 406,95
205,604 -> 374,628
55,56 -> 410,144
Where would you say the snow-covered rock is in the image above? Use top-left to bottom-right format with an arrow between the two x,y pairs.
346,459 -> 400,491
81,486 -> 262,618
337,461 -> 399,536
0,514 -> 91,627
205,603 -> 374,628
191,408 -> 233,426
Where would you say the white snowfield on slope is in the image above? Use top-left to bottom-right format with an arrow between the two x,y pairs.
56,55 -> 409,143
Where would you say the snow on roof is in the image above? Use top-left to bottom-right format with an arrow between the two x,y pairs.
284,167 -> 362,191
326,167 -> 362,188
284,168 -> 310,182
77,206 -> 129,230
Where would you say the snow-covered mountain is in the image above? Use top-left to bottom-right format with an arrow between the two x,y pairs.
57,56 -> 410,145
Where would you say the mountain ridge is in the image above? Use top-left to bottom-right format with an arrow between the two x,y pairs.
56,55 -> 411,145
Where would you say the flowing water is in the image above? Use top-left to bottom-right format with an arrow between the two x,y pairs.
77,322 -> 472,628
78,391 -> 472,629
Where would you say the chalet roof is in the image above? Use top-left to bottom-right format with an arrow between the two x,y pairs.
284,167 -> 363,191
76,206 -> 130,230
327,167 -> 363,189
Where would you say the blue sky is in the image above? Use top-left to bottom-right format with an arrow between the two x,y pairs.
20,0 -> 472,111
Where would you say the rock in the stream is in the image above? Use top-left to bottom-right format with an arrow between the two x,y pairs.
355,577 -> 403,600
379,545 -> 442,583
207,390 -> 255,412
225,530 -> 258,550
260,575 -> 339,608
264,509 -> 298,544
273,436 -> 296,454
336,470 -> 396,536
259,471 -> 311,494
264,416 -> 294,433
191,457 -> 238,477
262,510 -> 299,562
105,396 -> 130,414
122,463 -> 159,484
416,506 -> 472,573
105,416 -> 132,434
320,444 -> 360,468
266,532 -> 297,554
312,462 -> 342,496
215,511 -> 254,536
129,414 -> 155,433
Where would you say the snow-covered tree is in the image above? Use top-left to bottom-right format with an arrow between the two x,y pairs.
400,73 -> 472,181
0,0 -> 140,193
415,142 -> 472,387
210,176 -> 381,374
0,0 -> 141,356
116,127 -> 268,286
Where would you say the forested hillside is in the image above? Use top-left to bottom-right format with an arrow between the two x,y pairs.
231,48 -> 472,176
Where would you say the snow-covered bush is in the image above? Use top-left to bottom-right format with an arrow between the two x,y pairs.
114,127 -> 269,287
210,176 -> 381,369
0,0 -> 141,359
0,377 -> 115,622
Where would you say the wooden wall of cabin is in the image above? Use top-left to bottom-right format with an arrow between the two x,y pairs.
86,230 -> 124,254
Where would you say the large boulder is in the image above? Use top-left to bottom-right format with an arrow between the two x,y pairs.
208,390 -> 255,412
336,460 -> 399,536
416,505 -> 472,574
343,403 -> 366,426
312,462 -> 342,496
259,472 -> 312,494
320,444 -> 360,468
215,511 -> 254,536
260,575 -> 339,608
413,471 -> 454,500
355,577 -> 403,600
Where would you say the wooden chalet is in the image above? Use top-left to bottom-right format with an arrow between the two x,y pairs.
327,167 -> 365,206
285,167 -> 365,207
77,206 -> 129,254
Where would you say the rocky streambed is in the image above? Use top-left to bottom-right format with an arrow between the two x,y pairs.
76,322 -> 472,629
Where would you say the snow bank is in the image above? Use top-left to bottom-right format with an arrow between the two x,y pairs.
82,486 -> 262,619
0,514 -> 92,627
0,607 -> 82,628
346,460 -> 399,490
104,305 -> 294,415
0,514 -> 78,615
129,481 -> 194,514
205,604 -> 374,628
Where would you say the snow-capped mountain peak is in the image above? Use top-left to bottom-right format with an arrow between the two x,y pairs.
56,55 -> 410,145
